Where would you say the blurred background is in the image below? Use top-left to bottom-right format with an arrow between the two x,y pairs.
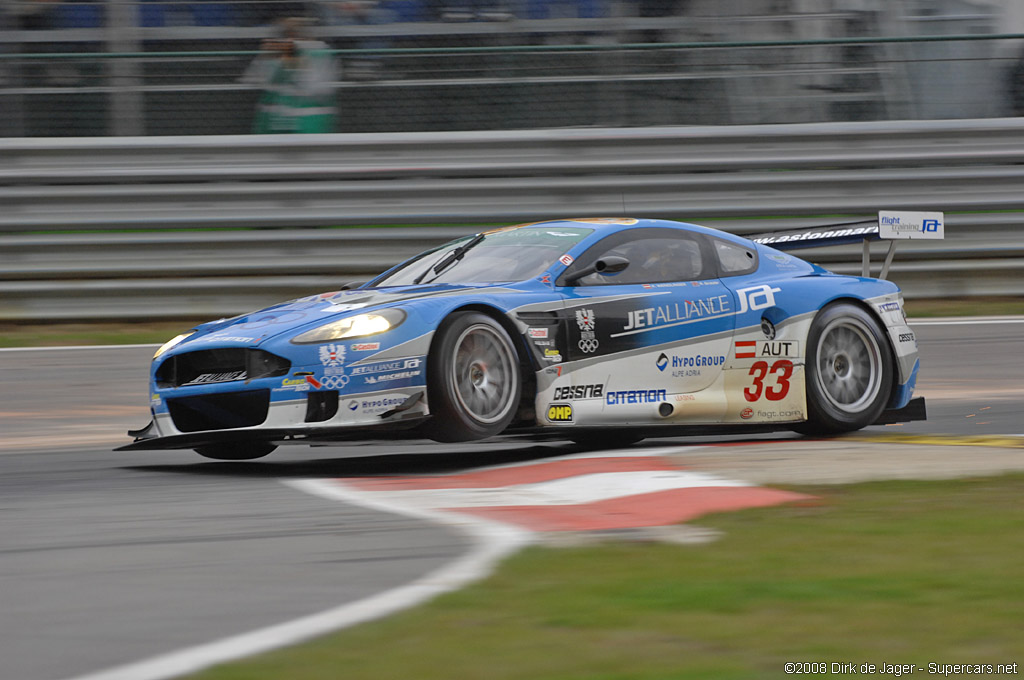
2,10 -> 1023,677
2,0 -> 1024,136
3,0 -> 1024,324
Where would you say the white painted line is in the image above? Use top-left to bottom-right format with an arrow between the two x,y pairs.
909,317 -> 1024,326
61,478 -> 531,680
58,448 -> 700,680
363,470 -> 749,511
387,445 -> 702,478
0,343 -> 160,353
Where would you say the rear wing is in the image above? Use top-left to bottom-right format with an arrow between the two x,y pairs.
749,210 -> 944,280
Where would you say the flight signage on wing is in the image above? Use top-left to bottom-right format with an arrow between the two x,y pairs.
878,211 -> 945,240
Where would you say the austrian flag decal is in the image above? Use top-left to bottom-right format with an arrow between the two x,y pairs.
735,341 -> 757,359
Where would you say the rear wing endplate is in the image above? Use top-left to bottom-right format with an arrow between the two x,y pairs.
749,211 -> 944,280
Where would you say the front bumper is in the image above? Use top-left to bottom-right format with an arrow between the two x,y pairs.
116,418 -> 428,451
121,387 -> 428,451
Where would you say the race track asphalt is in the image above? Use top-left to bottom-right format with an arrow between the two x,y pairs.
0,319 -> 1020,680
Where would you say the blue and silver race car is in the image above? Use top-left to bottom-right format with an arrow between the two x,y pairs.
122,217 -> 926,459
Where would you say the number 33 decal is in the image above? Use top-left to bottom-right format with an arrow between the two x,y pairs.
744,359 -> 793,402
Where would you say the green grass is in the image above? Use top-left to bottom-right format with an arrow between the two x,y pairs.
187,475 -> 1024,680
0,320 -> 206,348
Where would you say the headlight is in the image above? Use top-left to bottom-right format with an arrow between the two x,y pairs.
292,308 -> 405,344
153,332 -> 194,359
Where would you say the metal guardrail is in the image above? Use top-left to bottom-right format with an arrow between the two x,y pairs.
3,118 -> 1024,321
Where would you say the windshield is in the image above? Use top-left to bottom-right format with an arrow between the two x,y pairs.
370,225 -> 594,287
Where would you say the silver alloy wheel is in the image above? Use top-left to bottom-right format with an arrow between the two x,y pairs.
449,323 -> 519,424
814,316 -> 884,414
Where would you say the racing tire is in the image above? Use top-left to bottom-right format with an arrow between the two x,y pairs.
193,442 -> 277,460
796,302 -> 893,435
424,312 -> 522,443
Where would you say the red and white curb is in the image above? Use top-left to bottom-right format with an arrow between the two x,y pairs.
65,446 -> 805,680
330,447 -> 808,532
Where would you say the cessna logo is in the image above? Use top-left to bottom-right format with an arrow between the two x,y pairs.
546,404 -> 573,422
553,384 -> 604,400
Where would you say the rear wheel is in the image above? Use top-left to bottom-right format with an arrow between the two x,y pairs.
797,303 -> 893,435
194,442 -> 277,460
424,312 -> 522,442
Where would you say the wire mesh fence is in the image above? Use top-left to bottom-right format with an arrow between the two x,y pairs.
1,0 -> 1023,136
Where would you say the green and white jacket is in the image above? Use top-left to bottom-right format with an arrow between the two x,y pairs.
242,40 -> 338,134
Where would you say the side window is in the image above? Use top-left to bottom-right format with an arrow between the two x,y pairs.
568,232 -> 708,286
714,239 -> 758,276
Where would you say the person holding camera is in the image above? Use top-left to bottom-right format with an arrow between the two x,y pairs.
241,17 -> 339,133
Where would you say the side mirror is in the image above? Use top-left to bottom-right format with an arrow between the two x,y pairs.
565,256 -> 630,286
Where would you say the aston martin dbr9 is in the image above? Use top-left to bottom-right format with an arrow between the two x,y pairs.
122,218 -> 924,459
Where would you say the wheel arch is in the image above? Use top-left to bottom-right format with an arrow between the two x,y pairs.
807,294 -> 902,413
426,303 -> 537,425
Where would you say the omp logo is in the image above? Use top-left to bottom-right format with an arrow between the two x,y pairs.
656,353 -> 669,371
547,404 -> 573,422
737,284 -> 781,313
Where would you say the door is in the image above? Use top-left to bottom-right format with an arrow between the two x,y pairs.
553,227 -> 737,425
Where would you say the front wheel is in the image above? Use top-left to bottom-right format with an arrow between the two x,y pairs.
194,442 -> 277,460
797,303 -> 893,435
424,312 -> 522,443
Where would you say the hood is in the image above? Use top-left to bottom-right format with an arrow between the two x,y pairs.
170,282 -> 525,351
